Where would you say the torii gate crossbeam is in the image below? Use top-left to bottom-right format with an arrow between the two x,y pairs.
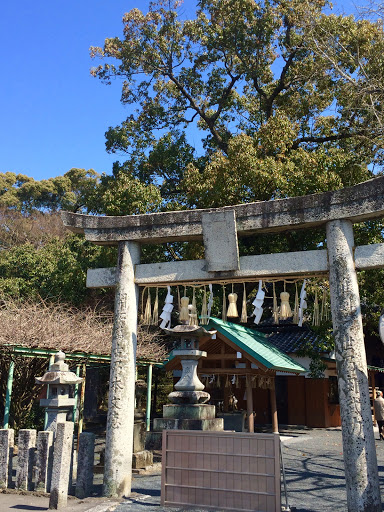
62,177 -> 384,511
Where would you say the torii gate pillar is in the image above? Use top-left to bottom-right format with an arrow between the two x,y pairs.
327,220 -> 381,511
103,241 -> 140,498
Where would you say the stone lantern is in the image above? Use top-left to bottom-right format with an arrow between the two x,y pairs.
35,351 -> 83,433
164,325 -> 212,404
153,325 -> 224,431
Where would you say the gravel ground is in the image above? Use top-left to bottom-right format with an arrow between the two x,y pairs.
114,427 -> 384,512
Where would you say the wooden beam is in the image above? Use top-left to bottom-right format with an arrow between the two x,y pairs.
198,368 -> 269,375
270,378 -> 279,434
246,363 -> 254,433
205,354 -> 239,360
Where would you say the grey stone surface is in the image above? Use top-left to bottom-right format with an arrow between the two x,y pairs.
173,356 -> 205,392
145,432 -> 162,451
133,422 -> 145,454
153,418 -> 224,431
44,408 -> 73,433
201,210 -> 239,272
37,353 -> 82,436
135,249 -> 328,285
75,432 -> 95,499
355,242 -> 384,270
35,430 -> 54,492
84,242 -> 384,287
49,421 -> 74,509
61,176 -> 384,244
103,241 -> 140,499
132,451 -> 153,470
327,219 -> 381,511
15,429 -> 36,491
217,412 -> 246,432
86,267 -> 117,288
168,390 -> 210,404
163,404 -> 217,420
0,429 -> 14,489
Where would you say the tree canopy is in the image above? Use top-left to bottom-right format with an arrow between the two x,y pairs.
89,0 -> 383,209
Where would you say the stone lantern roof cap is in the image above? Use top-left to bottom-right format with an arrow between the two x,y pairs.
35,371 -> 83,385
35,350 -> 83,386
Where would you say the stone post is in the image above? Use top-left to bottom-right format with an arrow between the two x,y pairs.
49,421 -> 74,509
103,241 -> 140,498
0,429 -> 14,489
35,431 -> 54,492
15,429 -> 36,491
326,219 -> 381,512
75,432 -> 95,499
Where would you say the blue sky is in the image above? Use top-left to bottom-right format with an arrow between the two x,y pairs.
0,0 -> 362,182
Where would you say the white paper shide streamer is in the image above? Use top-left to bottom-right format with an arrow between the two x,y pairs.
298,279 -> 307,327
160,286 -> 174,329
252,280 -> 265,324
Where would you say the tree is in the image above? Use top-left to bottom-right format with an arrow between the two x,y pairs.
0,208 -> 67,250
0,235 -> 116,305
306,5 -> 384,155
90,0 -> 383,209
0,168 -> 100,213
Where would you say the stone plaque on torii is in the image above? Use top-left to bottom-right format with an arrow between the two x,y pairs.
62,176 -> 384,511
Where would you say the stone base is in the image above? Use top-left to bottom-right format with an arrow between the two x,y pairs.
153,417 -> 224,431
163,404 -> 216,420
133,421 -> 146,453
168,391 -> 210,404
132,450 -> 153,469
145,432 -> 163,451
217,412 -> 247,432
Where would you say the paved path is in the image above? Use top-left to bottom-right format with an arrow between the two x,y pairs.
1,428 -> 384,511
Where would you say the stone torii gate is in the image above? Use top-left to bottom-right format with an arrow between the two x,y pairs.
62,177 -> 384,511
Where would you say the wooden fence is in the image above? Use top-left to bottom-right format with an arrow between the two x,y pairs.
161,430 -> 281,512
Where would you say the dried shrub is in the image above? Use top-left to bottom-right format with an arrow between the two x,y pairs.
0,208 -> 68,249
0,299 -> 167,361
0,299 -> 168,429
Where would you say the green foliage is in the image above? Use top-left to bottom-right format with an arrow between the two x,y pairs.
90,0 -> 384,176
87,162 -> 162,215
297,322 -> 335,378
0,235 -> 116,305
0,354 -> 49,431
0,169 -> 100,213
182,125 -> 370,208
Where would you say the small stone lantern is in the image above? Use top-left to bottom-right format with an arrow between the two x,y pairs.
163,325 -> 215,404
152,324 -> 224,432
35,351 -> 83,433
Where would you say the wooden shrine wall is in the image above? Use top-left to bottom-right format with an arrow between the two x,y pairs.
161,430 -> 281,512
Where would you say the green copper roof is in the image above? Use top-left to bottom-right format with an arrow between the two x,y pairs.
206,318 -> 307,374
